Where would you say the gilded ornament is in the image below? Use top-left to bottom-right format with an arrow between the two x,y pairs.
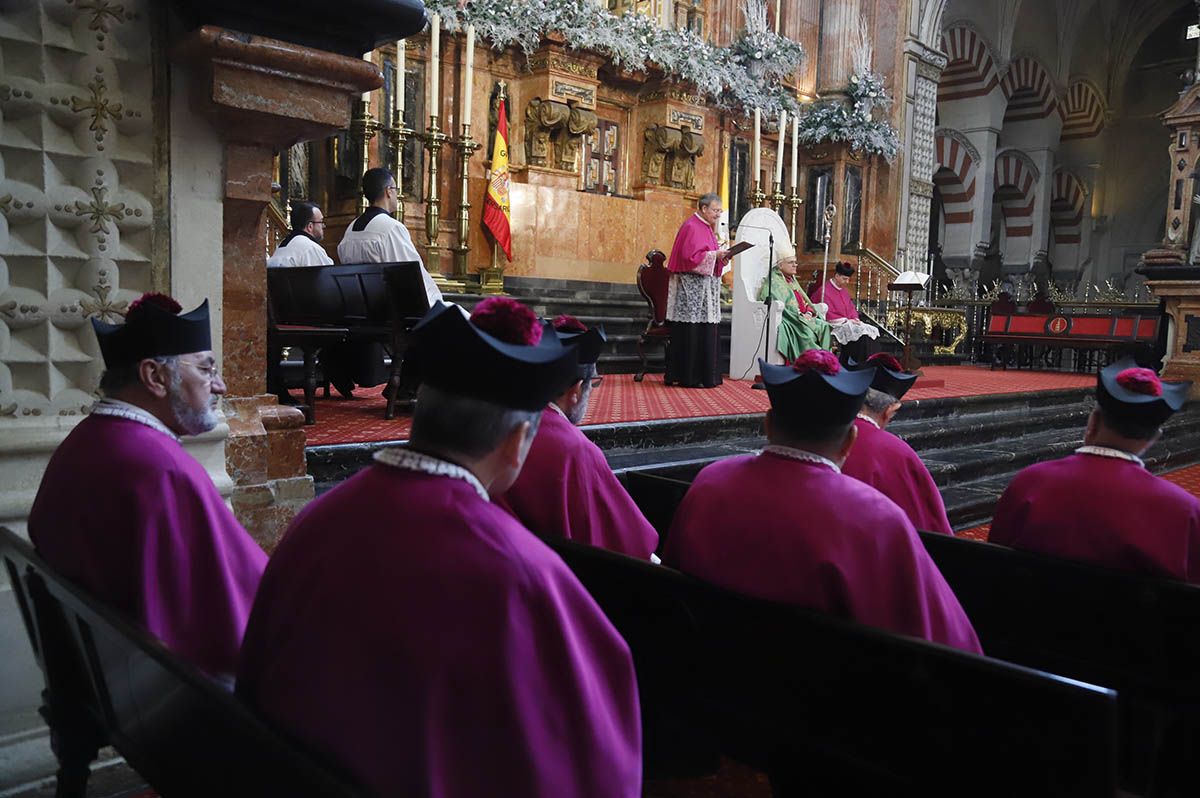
74,186 -> 127,234
70,76 -> 123,141
78,280 -> 128,323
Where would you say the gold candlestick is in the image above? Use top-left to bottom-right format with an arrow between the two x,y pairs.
750,180 -> 767,208
770,181 -> 786,215
418,114 -> 450,271
388,109 -> 412,222
786,191 -> 803,247
452,123 -> 482,278
350,99 -> 380,216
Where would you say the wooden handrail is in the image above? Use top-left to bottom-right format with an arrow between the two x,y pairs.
846,241 -> 902,278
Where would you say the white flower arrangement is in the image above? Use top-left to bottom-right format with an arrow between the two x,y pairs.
793,70 -> 901,160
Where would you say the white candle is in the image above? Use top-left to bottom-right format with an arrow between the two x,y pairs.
462,25 -> 475,129
774,0 -> 782,33
790,112 -> 799,189
362,51 -> 373,103
395,40 -> 405,115
428,13 -> 441,119
752,108 -> 761,185
774,110 -> 787,184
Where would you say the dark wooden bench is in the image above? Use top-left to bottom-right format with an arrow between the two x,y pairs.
267,261 -> 430,421
982,311 -> 1160,372
544,535 -> 1118,796
0,527 -> 364,798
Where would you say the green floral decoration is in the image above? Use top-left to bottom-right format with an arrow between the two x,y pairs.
423,0 -> 804,116
794,71 -> 901,160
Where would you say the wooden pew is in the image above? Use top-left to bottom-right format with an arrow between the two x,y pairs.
545,536 -> 1118,796
0,528 -> 364,798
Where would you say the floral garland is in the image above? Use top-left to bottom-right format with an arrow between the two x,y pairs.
422,0 -> 804,116
794,71 -> 901,160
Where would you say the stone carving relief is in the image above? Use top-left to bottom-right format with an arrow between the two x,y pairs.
523,98 -> 597,173
666,128 -> 704,191
0,0 -> 158,419
641,124 -> 681,186
556,105 -> 598,172
642,124 -> 705,190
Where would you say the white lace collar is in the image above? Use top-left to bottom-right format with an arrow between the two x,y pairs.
1075,445 -> 1145,468
761,444 -> 841,473
373,447 -> 490,500
856,413 -> 882,430
547,401 -> 570,421
89,398 -> 180,442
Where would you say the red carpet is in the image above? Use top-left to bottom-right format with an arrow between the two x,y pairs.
296,366 -> 1096,447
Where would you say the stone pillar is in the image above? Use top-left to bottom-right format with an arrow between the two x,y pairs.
817,0 -> 863,97
898,41 -> 947,273
173,27 -> 382,548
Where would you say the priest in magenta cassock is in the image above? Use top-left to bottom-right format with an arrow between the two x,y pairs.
237,298 -> 642,798
266,201 -> 333,268
28,293 -> 266,680
989,359 -> 1199,582
810,261 -> 879,363
665,192 -> 729,388
664,350 -> 980,652
496,315 -> 659,561
842,352 -> 954,535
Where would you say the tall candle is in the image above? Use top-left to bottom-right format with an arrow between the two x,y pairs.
774,0 -> 782,33
395,40 -> 405,115
790,112 -> 799,189
428,13 -> 441,118
752,107 -> 761,185
462,25 -> 475,129
362,51 -> 373,103
774,110 -> 787,184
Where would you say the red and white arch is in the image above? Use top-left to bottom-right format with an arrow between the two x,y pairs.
994,150 -> 1039,239
1000,57 -> 1060,124
939,26 -> 1000,103
1060,81 -> 1106,141
934,131 -> 977,226
1051,170 -> 1087,245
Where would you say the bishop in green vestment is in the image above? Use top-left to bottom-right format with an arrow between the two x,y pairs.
757,241 -> 832,361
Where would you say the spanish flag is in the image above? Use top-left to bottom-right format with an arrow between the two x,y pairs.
482,98 -> 513,261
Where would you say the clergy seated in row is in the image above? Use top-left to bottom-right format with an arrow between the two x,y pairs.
237,299 -> 642,798
843,353 -> 955,536
496,313 -> 659,561
664,350 -> 981,653
266,201 -> 333,268
810,261 -> 880,364
989,360 -> 1200,582
757,238 -> 831,361
28,294 -> 266,681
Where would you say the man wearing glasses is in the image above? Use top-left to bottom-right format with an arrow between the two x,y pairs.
266,201 -> 333,268
29,293 -> 266,683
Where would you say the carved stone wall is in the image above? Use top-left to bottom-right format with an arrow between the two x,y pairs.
900,42 -> 947,273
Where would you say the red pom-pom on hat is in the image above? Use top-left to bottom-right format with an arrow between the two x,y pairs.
470,297 -> 543,346
126,292 -> 182,319
1115,367 -> 1163,397
792,348 -> 841,376
868,352 -> 904,372
552,314 -> 588,333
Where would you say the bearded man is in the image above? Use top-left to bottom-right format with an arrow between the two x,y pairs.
28,293 -> 266,680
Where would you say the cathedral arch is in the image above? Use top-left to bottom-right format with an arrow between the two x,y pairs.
1001,57 -> 1060,125
934,130 -> 978,226
1051,169 -> 1087,245
993,149 -> 1039,245
938,25 -> 1000,103
1060,80 -> 1107,141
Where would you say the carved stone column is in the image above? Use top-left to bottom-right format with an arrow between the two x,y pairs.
899,43 -> 947,273
173,26 -> 381,547
817,0 -> 862,97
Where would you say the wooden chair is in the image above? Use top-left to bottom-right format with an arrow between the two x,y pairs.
635,249 -> 671,382
0,527 -> 364,798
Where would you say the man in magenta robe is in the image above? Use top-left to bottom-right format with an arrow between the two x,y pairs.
496,315 -> 659,560
665,192 -> 729,387
810,261 -> 879,363
989,359 -> 1199,582
29,293 -> 266,679
237,298 -> 642,798
664,350 -> 981,652
843,352 -> 954,535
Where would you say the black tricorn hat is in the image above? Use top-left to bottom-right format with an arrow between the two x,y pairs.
849,352 -> 918,400
835,261 -> 855,277
404,302 -> 579,411
553,315 -> 607,372
92,294 -> 212,369
760,351 -> 874,428
1096,358 -> 1190,430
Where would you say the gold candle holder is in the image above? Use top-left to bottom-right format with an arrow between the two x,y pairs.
388,109 -> 413,222
350,99 -> 380,216
786,191 -> 803,246
418,114 -> 450,270
451,122 -> 482,278
770,180 -> 786,215
750,180 -> 767,208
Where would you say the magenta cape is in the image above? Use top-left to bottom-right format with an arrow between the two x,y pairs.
664,452 -> 981,652
496,407 -> 659,559
667,214 -> 720,275
28,414 -> 266,677
989,453 -> 1200,582
237,463 -> 642,798
811,278 -> 860,321
843,418 -> 954,535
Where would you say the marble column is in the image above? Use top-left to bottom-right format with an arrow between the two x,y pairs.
173,27 -> 382,547
817,0 -> 863,97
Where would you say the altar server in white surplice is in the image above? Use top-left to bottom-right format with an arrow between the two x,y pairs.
338,167 -> 443,307
267,202 -> 334,268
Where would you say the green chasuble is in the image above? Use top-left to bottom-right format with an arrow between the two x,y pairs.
757,270 -> 833,361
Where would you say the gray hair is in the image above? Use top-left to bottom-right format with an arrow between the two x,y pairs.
697,193 -> 721,210
566,363 -> 599,425
863,388 -> 900,414
98,355 -> 178,396
411,383 -> 542,459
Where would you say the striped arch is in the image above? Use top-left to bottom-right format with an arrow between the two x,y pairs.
1000,57 -> 1060,124
1051,170 -> 1087,244
993,150 -> 1039,239
938,26 -> 999,103
933,131 -> 978,225
1060,81 -> 1106,141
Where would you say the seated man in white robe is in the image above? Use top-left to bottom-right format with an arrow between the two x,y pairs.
266,201 -> 333,268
